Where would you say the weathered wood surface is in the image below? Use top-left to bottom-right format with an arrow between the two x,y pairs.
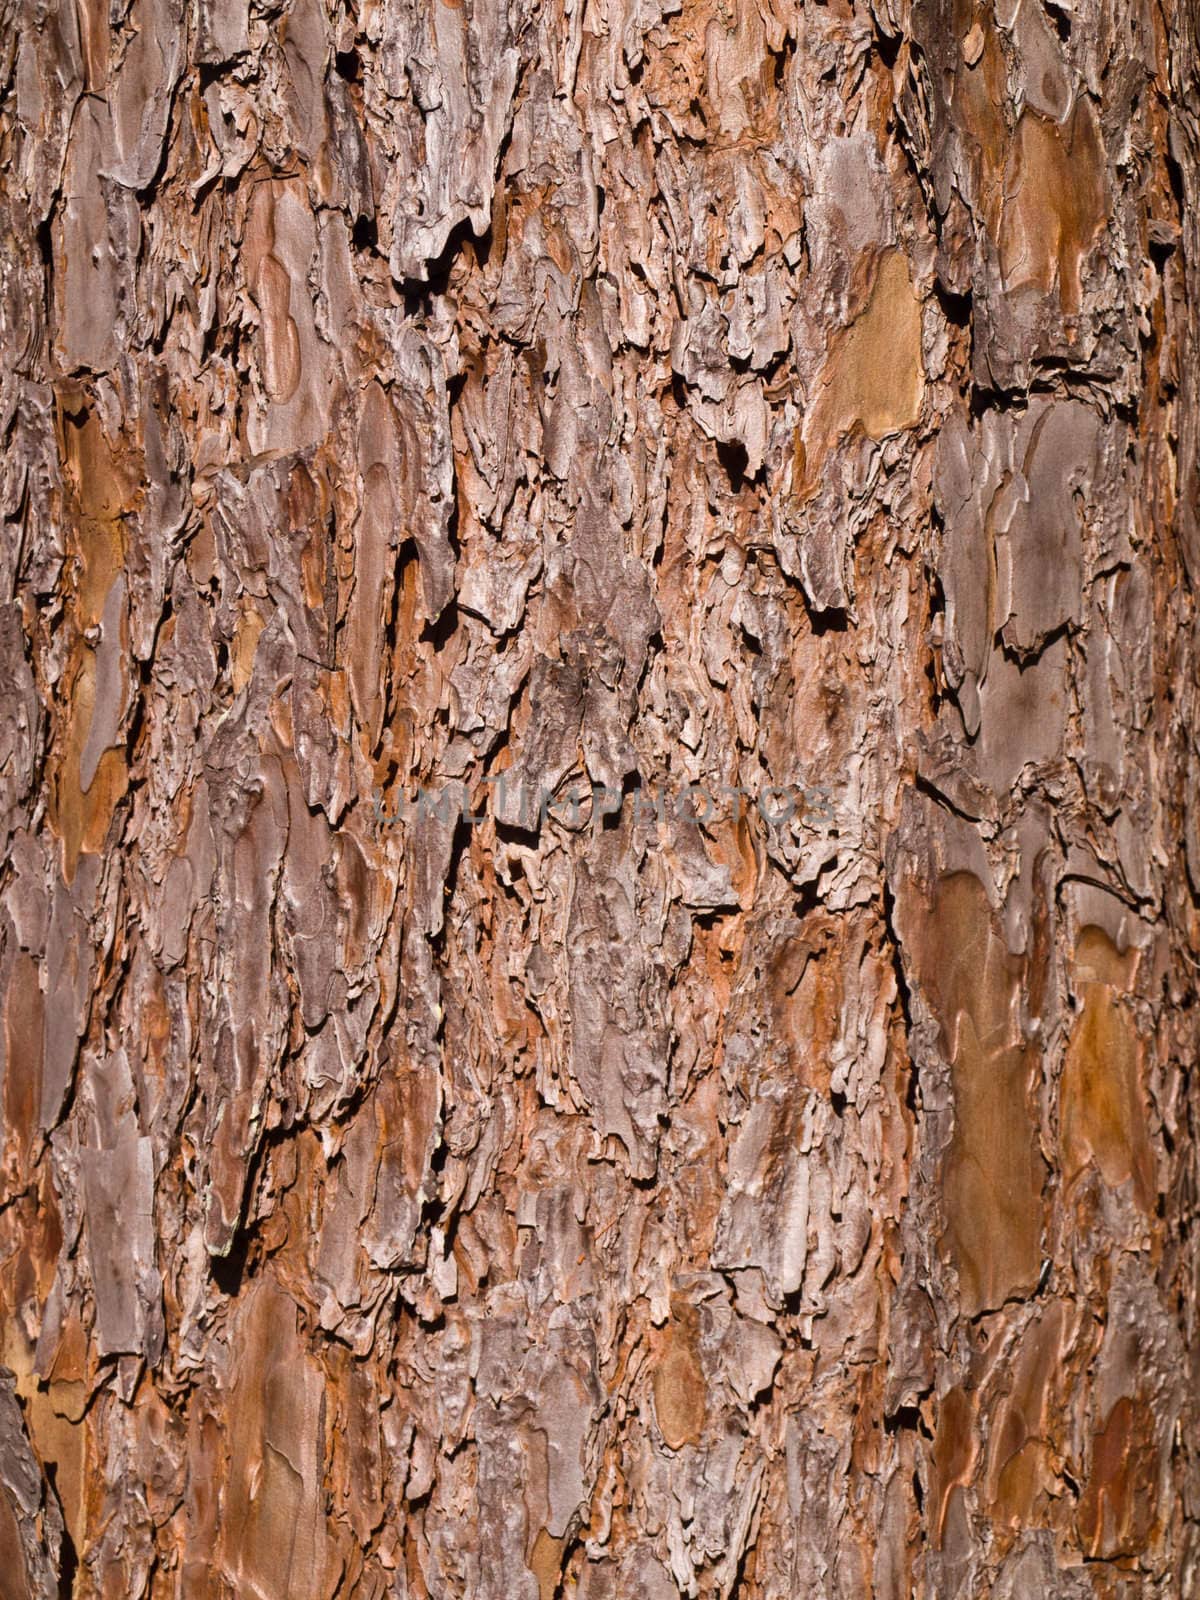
1,0 -> 1198,1592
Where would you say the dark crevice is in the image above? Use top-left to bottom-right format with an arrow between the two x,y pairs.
122,656 -> 155,782
35,216 -> 53,272
351,212 -> 378,251
968,384 -> 1028,420
874,27 -> 901,69
912,768 -> 985,826
408,1134 -> 454,1275
195,60 -> 225,94
1164,143 -> 1186,227
493,811 -> 543,847
739,621 -> 763,656
808,604 -> 850,637
994,616 -> 1073,669
380,538 -> 419,720
1044,0 -> 1071,42
925,559 -> 947,717
399,214 -> 491,306
49,1463 -> 77,1599
884,1403 -> 925,1436
440,813 -> 473,913
419,597 -> 460,654
883,879 -> 920,1119
550,1530 -> 585,1600
792,879 -> 824,921
210,1225 -> 253,1297
934,280 -> 972,330
715,437 -> 750,492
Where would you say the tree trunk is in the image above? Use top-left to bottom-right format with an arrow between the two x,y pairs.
1,0 -> 1198,1593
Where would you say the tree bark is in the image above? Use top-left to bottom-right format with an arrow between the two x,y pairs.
1,0 -> 1199,1593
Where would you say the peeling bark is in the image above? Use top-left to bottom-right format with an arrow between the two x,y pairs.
1,0 -> 1199,1593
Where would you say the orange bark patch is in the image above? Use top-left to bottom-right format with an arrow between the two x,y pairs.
931,1385 -> 979,1547
984,1301 -> 1065,1528
951,12 -> 1013,214
651,1306 -> 706,1449
49,392 -> 136,881
230,600 -> 266,693
55,397 -> 132,626
218,1278 -> 340,1597
2,1284 -> 89,1558
800,250 -> 924,490
529,1526 -> 566,1600
2,950 -> 42,1183
1077,1395 -> 1159,1558
49,646 -> 131,883
999,102 -> 1106,318
948,17 -> 1106,320
1060,928 -> 1154,1212
909,873 -> 1046,1316
246,192 -> 304,404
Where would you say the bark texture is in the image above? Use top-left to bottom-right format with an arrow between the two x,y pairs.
1,0 -> 1199,1593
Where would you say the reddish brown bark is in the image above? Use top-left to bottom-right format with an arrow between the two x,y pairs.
1,0 -> 1199,1593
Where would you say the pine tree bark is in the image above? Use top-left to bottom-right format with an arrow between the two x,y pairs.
1,0 -> 1199,1593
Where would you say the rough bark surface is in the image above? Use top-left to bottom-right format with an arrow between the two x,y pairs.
1,0 -> 1199,1594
